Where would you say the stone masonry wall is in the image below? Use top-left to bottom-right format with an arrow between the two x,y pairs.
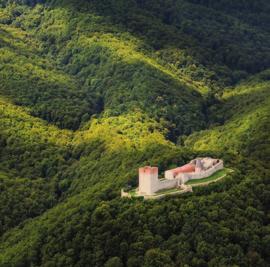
178,161 -> 224,183
154,179 -> 178,193
137,160 -> 224,196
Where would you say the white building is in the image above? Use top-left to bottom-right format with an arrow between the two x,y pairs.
138,158 -> 223,196
138,166 -> 178,195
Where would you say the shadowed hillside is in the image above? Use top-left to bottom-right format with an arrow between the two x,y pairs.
185,72 -> 270,165
0,3 -> 207,139
0,0 -> 270,266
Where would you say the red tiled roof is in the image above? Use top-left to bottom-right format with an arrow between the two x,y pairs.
170,164 -> 195,175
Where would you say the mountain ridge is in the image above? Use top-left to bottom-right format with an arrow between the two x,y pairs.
0,1 -> 270,266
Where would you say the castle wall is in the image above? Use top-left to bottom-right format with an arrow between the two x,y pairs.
154,179 -> 178,192
139,176 -> 177,195
175,160 -> 224,183
139,167 -> 178,195
178,174 -> 190,184
138,160 -> 224,196
165,170 -> 174,180
201,158 -> 215,169
121,189 -> 131,198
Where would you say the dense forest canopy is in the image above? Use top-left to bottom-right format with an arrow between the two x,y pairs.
0,0 -> 269,266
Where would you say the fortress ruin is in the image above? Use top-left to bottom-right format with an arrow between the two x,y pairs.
122,157 -> 224,198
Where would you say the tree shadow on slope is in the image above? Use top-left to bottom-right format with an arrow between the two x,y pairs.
0,6 -> 208,137
185,81 -> 270,165
0,30 -> 103,130
0,98 -> 73,179
49,0 -> 270,85
208,75 -> 270,124
61,38 -> 207,140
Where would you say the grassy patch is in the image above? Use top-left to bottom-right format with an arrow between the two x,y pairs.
155,187 -> 180,195
186,168 -> 230,185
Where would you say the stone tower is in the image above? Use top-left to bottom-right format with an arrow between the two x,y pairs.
138,166 -> 158,195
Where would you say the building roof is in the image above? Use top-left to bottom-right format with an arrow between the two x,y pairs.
169,164 -> 195,176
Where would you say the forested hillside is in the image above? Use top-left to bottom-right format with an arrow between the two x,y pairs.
186,71 -> 270,165
0,0 -> 270,266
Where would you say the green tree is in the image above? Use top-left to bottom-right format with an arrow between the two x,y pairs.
143,249 -> 174,267
105,257 -> 123,267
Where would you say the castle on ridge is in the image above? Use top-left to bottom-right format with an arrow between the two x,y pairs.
137,157 -> 224,196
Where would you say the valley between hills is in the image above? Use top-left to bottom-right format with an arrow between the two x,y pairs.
0,1 -> 270,266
